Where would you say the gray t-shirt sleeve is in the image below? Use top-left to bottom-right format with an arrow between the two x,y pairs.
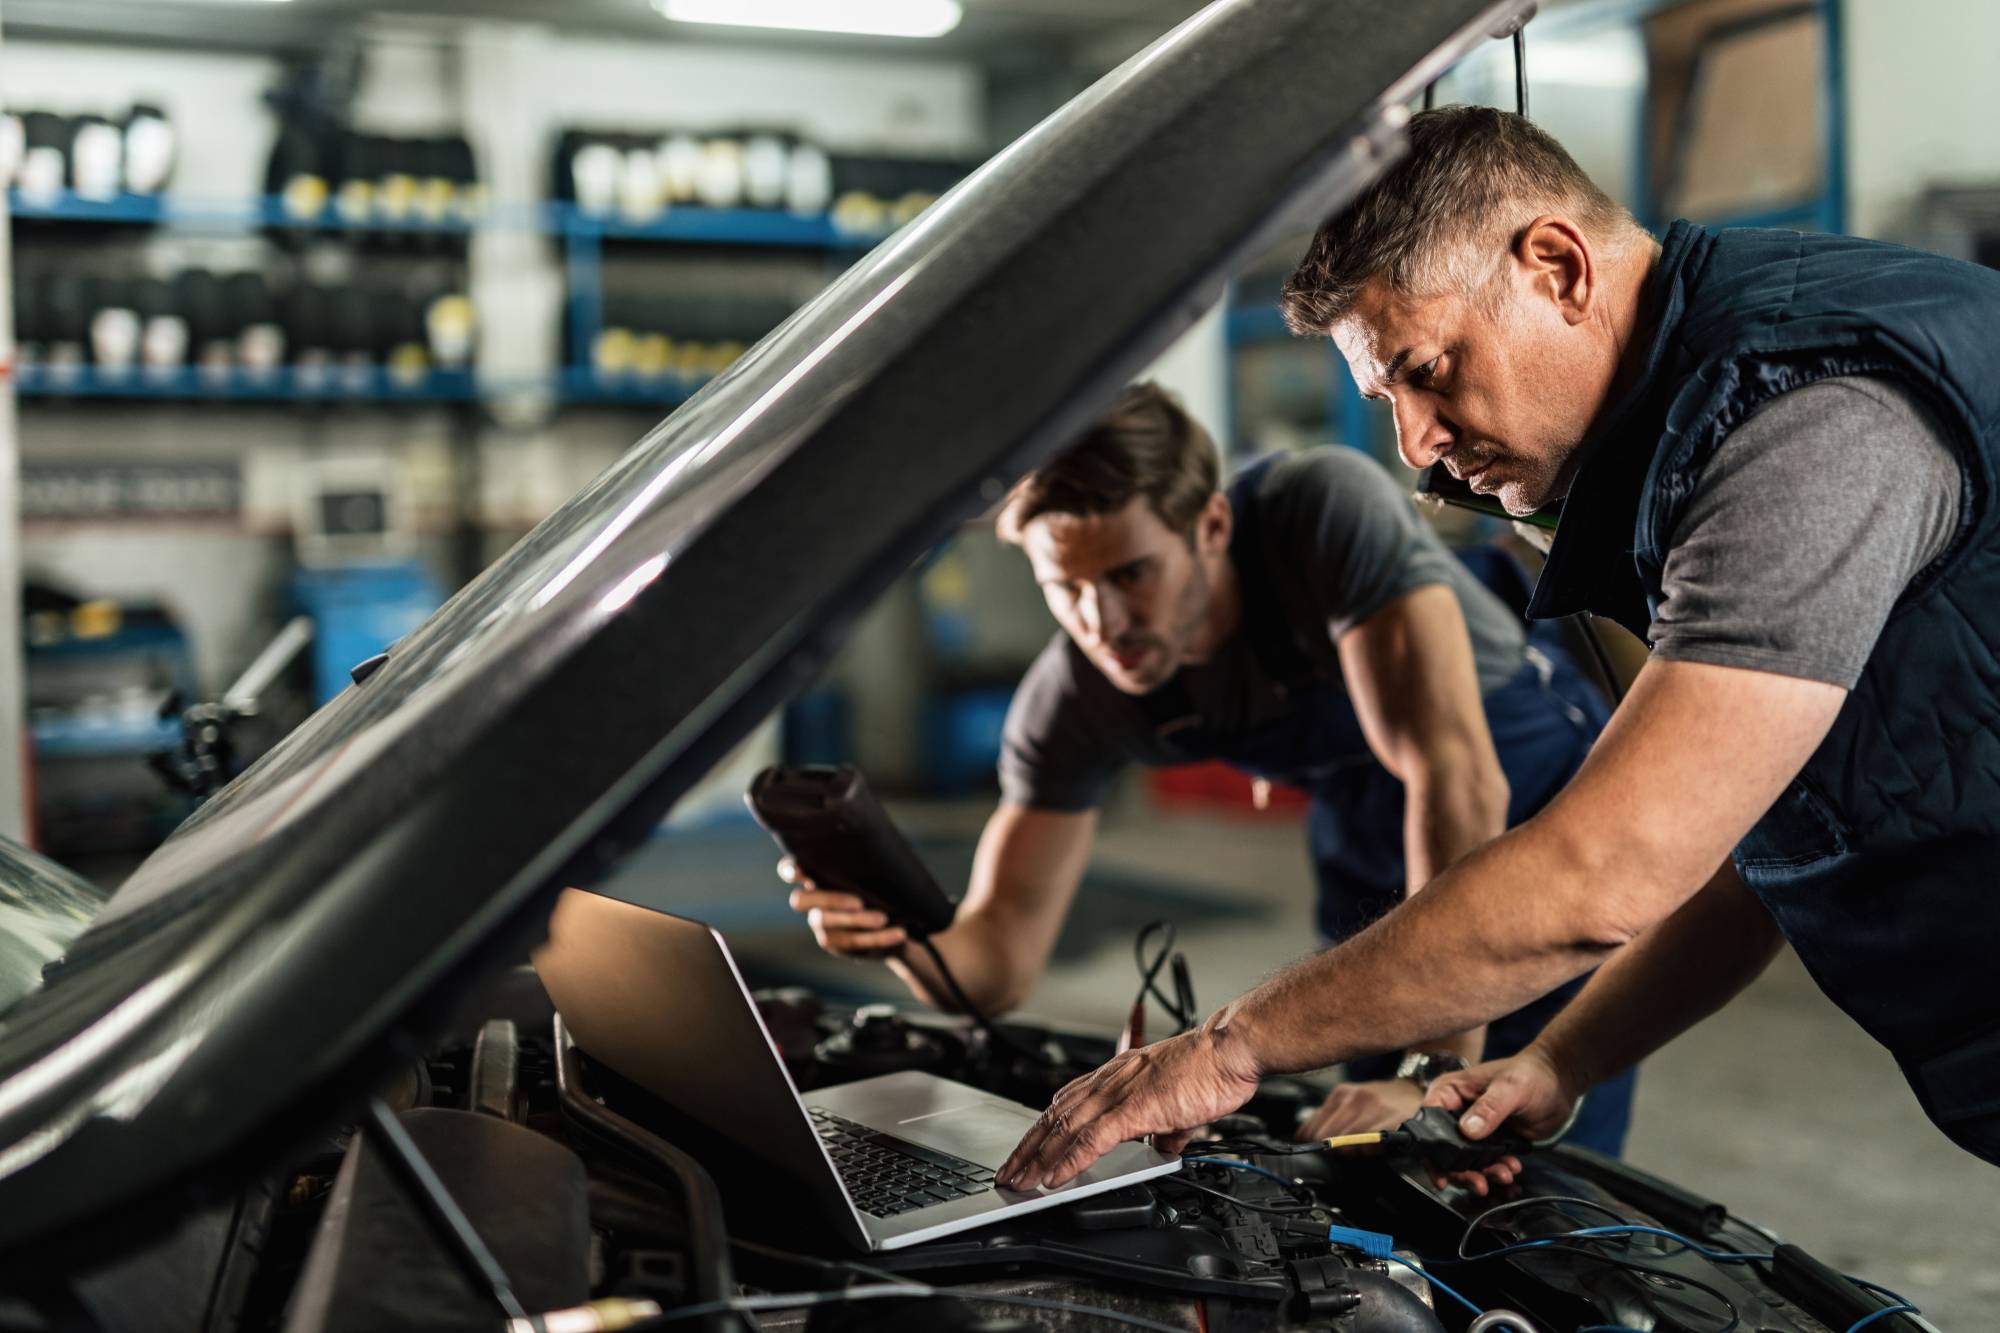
1269,448 -> 1464,635
1649,376 -> 1962,688
1265,449 -> 1527,691
997,635 -> 1130,811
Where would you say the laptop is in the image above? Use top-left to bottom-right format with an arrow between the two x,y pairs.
533,889 -> 1182,1251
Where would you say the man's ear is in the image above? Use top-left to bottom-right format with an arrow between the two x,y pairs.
1195,490 -> 1233,557
1514,214 -> 1594,327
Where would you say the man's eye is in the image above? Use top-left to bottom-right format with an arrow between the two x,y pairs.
1409,355 -> 1442,386
1110,563 -> 1148,588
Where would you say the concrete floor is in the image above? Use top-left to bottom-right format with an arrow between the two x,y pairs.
624,796 -> 1988,1328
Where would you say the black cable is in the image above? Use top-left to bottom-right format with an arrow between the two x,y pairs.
1513,28 -> 1530,119
1160,1175 -> 1318,1218
1170,952 -> 1196,1029
915,936 -> 1055,1069
1130,920 -> 1192,1031
1459,1194 -> 1630,1255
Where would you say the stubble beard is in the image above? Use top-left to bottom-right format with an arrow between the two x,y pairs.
1106,558 -> 1212,694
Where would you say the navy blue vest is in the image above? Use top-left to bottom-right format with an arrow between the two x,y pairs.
1529,221 -> 2000,1162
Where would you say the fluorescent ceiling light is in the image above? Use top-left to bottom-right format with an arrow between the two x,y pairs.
654,0 -> 963,40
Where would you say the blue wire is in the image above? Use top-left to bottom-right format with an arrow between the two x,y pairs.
1845,1302 -> 1919,1332
1181,1156 -> 1301,1189
1383,1253 -> 1485,1318
1562,1224 -> 1775,1263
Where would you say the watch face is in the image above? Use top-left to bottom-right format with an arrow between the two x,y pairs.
1399,1052 -> 1468,1085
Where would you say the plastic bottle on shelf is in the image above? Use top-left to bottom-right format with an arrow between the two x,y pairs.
268,122 -> 331,227
132,278 -> 188,383
172,269 -> 232,386
225,273 -> 285,382
424,292 -> 475,371
120,104 -> 175,196
618,141 -> 664,224
379,291 -> 431,388
86,279 -> 142,379
693,137 -> 746,209
286,284 -> 334,392
333,131 -> 378,230
571,139 -> 622,217
785,141 -> 834,216
656,133 -> 703,206
69,115 -> 124,202
743,133 -> 789,210
19,113 -> 70,207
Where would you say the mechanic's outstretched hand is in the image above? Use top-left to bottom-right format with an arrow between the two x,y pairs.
1421,1044 -> 1578,1197
998,1019 -> 1262,1191
779,857 -> 909,959
1296,1077 -> 1424,1141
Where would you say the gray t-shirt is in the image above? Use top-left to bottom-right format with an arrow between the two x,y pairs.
1650,376 -> 1963,688
999,448 -> 1528,811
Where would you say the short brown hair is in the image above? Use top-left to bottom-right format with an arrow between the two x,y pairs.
1280,106 -> 1635,335
996,382 -> 1219,544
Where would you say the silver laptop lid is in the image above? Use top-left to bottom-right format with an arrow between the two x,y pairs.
533,889 -> 866,1245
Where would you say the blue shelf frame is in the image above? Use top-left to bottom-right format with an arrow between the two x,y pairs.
556,366 -> 710,406
552,202 -> 882,400
30,713 -> 183,760
9,188 -> 481,234
15,363 -> 482,403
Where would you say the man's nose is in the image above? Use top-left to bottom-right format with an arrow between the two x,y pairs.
1391,395 -> 1454,470
1077,583 -> 1128,644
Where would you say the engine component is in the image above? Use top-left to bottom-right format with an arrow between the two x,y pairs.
814,1003 -> 955,1076
283,1108 -> 589,1333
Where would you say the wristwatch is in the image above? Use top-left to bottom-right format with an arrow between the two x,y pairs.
1396,1050 -> 1469,1089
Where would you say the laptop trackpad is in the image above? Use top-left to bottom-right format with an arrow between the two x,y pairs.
889,1100 -> 1038,1168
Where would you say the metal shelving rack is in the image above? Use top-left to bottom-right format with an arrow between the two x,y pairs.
9,187 -> 893,407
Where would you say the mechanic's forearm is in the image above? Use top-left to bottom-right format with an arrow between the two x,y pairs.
1214,814 -> 1626,1078
885,916 -> 1025,1015
1531,863 -> 1783,1091
1401,769 -> 1509,1065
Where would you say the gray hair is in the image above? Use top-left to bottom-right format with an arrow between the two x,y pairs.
1280,106 -> 1636,334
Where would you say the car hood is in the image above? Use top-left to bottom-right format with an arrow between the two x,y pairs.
0,0 -> 1533,1248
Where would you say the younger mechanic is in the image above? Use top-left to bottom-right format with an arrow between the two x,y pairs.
785,385 -> 1629,1149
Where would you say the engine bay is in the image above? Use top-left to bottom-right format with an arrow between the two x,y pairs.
31,967 -> 1915,1333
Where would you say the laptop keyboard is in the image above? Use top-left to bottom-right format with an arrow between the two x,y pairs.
808,1107 -> 998,1219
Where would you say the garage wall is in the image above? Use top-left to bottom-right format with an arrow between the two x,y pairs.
1843,0 -> 2000,240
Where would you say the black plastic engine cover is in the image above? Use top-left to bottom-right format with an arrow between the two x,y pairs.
282,1107 -> 589,1333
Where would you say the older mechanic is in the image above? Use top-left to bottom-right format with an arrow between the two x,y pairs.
998,104 -> 2000,1193
786,380 -> 1632,1150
